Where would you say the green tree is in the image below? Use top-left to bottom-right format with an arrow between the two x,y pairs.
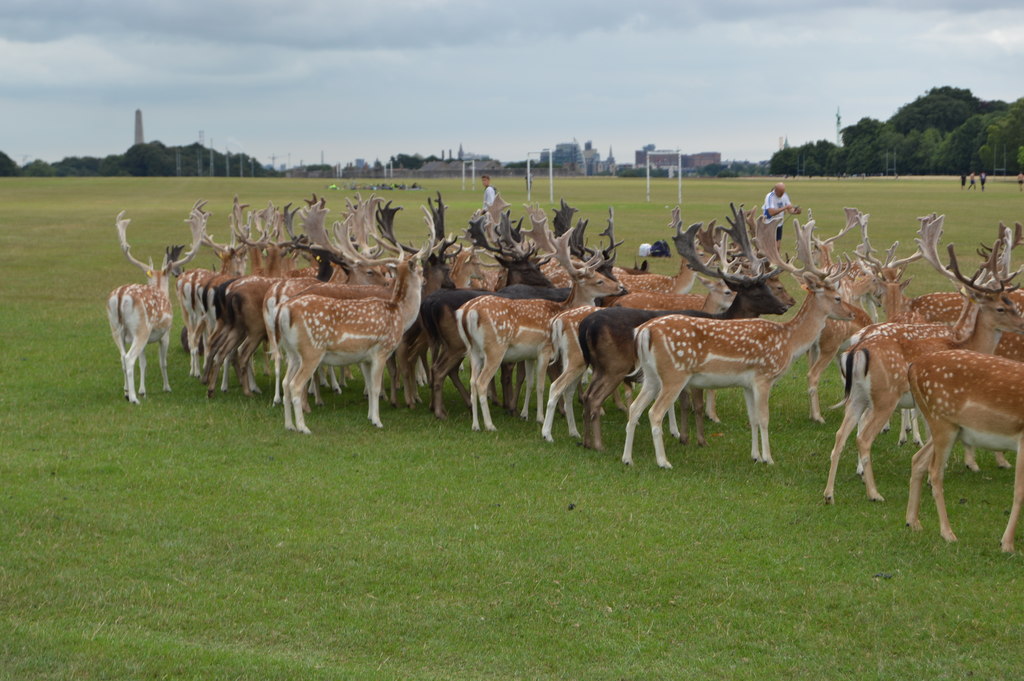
53,156 -> 102,176
22,159 -> 56,177
889,86 -> 980,135
0,150 -> 18,176
100,154 -> 128,176
124,142 -> 174,176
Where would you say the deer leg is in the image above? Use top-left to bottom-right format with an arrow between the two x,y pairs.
159,331 -> 172,392
964,446 -> 981,472
670,391 -> 685,444
472,350 -> 501,432
543,361 -> 586,442
285,355 -> 319,435
704,389 -> 720,423
824,394 -> 871,504
854,399 -> 901,502
741,388 -> 761,463
807,348 -> 830,424
519,360 -> 535,421
582,374 -> 620,451
691,389 -> 708,447
927,424 -> 960,543
753,383 -> 774,464
906,439 -> 935,531
622,373 -> 661,466
1000,439 -> 1024,553
136,340 -> 149,398
123,334 -> 146,404
364,358 -> 386,428
648,380 -> 688,469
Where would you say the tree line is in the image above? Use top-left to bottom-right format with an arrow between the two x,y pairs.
2,86 -> 1021,178
770,87 -> 1024,177
0,141 -> 278,178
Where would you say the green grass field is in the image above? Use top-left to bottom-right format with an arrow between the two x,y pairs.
2,175 -> 1024,679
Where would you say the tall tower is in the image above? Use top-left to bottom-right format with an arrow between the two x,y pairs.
134,109 -> 144,146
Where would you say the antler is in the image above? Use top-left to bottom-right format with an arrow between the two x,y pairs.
552,199 -> 578,237
170,202 -> 209,269
918,214 -> 1019,294
599,207 -> 623,265
719,202 -> 769,274
115,212 -> 151,273
522,203 -> 559,254
552,225 -> 602,279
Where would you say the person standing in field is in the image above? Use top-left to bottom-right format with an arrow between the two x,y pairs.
960,174 -> 966,190
763,182 -> 801,240
980,171 -> 987,191
1018,171 -> 1023,192
481,175 -> 496,211
969,172 -> 977,190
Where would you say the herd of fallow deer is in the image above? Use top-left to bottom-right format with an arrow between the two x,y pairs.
106,192 -> 1024,552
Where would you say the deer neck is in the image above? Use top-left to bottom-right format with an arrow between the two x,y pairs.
880,282 -> 912,320
389,264 -> 424,327
672,258 -> 696,294
780,290 -> 832,358
955,305 -> 1004,354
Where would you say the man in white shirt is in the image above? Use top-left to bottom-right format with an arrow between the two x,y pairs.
763,182 -> 801,240
482,175 -> 496,210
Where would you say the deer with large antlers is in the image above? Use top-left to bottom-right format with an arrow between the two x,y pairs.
804,208 -> 878,423
457,220 -> 626,432
823,214 -> 1024,503
904,350 -> 1024,553
576,204 -> 795,452
276,209 -> 435,433
200,201 -> 300,397
107,205 -> 206,403
176,198 -> 250,377
621,213 -> 852,468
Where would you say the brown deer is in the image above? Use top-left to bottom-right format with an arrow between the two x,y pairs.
457,223 -> 626,431
176,199 -> 249,377
621,214 -> 852,468
577,204 -> 795,452
277,210 -> 435,433
905,350 -> 1024,553
823,214 -> 1024,503
107,206 -> 206,403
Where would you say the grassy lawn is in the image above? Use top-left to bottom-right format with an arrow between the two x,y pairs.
1,175 -> 1023,679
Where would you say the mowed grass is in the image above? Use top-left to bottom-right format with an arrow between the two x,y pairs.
2,175 -> 1024,679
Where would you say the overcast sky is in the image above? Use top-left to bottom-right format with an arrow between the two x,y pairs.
2,1 -> 1022,168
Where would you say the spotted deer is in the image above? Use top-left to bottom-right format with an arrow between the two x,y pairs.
621,214 -> 852,468
176,200 -> 249,377
577,204 -> 795,452
905,350 -> 1024,553
457,222 -> 626,432
823,215 -> 1024,503
107,206 -> 206,403
276,209 -> 435,434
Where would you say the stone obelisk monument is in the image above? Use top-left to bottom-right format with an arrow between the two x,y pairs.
134,109 -> 144,145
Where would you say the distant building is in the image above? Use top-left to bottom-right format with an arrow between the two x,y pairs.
635,147 -> 721,171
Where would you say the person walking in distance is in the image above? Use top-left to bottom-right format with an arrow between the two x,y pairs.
1018,171 -> 1023,192
969,172 -> 977,190
980,171 -> 987,192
